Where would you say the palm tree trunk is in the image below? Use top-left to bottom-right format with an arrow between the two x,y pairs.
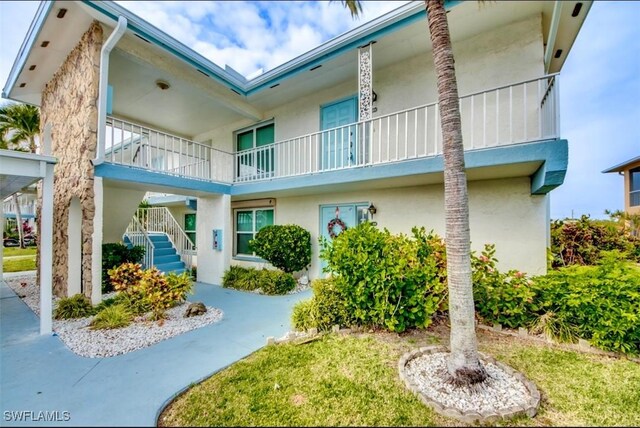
425,0 -> 486,385
13,194 -> 25,249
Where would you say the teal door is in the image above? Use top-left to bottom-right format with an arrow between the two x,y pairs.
319,203 -> 370,273
320,97 -> 357,170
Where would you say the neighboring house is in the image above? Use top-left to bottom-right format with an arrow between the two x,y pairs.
2,188 -> 38,237
603,156 -> 640,216
2,0 -> 591,302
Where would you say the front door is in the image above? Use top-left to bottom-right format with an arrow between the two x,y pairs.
319,203 -> 370,273
320,97 -> 357,170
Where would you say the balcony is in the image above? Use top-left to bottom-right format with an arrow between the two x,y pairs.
103,75 -> 559,187
234,74 -> 559,183
105,117 -> 234,183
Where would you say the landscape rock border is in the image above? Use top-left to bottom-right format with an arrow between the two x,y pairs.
398,345 -> 540,425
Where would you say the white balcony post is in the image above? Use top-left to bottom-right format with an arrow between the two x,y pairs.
39,162 -> 54,335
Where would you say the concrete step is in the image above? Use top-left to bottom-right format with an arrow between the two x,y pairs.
155,261 -> 185,273
153,248 -> 175,257
154,254 -> 180,265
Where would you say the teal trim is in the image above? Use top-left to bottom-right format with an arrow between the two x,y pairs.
232,139 -> 569,196
530,139 -> 568,194
94,163 -> 231,194
2,1 -> 54,99
106,85 -> 113,115
4,213 -> 36,219
80,1 -> 460,98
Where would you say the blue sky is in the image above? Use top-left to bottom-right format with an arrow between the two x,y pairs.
0,1 -> 638,219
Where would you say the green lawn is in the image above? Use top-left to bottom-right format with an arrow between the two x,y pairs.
3,247 -> 37,257
3,247 -> 37,272
159,329 -> 640,427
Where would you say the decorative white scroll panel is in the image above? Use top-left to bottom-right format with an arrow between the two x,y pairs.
358,43 -> 373,121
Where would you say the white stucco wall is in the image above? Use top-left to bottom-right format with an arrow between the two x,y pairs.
245,177 -> 548,280
102,186 -> 147,243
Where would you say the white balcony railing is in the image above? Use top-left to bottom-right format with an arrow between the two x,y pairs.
105,117 -> 234,183
234,74 -> 560,183
3,194 -> 37,216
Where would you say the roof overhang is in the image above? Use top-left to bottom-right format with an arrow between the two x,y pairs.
602,156 -> 640,173
4,0 -> 592,107
0,149 -> 57,199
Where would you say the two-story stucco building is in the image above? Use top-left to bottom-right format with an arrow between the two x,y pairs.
3,0 -> 591,303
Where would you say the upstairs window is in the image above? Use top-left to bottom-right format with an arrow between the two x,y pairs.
630,167 -> 640,207
235,122 -> 275,180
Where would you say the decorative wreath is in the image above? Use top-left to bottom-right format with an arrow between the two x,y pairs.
327,217 -> 347,239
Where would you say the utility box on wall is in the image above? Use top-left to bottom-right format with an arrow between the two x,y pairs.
212,229 -> 223,251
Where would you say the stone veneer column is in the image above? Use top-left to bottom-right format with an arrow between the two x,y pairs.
40,22 -> 103,298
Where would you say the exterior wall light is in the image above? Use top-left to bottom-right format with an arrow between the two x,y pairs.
156,79 -> 170,90
368,203 -> 377,216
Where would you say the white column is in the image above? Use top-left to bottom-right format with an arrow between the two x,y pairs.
39,163 -> 54,335
67,197 -> 82,296
196,194 -> 231,285
91,177 -> 104,304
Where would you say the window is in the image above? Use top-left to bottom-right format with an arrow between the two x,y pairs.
630,167 -> 640,207
235,122 -> 275,180
235,208 -> 274,256
184,213 -> 196,246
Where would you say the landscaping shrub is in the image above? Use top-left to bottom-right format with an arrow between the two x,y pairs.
320,223 -> 448,332
102,243 -> 145,293
107,263 -> 193,319
292,278 -> 354,331
54,294 -> 94,319
222,265 -> 295,295
472,244 -> 538,329
250,224 -> 311,273
550,215 -> 639,268
532,251 -> 640,355
90,304 -> 132,330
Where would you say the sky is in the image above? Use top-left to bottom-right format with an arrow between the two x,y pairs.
0,1 -> 638,220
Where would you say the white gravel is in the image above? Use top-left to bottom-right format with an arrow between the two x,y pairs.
404,352 -> 532,414
4,274 -> 223,358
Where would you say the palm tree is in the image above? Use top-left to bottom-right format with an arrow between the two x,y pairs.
340,0 -> 486,385
0,102 -> 41,249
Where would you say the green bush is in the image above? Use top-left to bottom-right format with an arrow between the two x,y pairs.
90,304 -> 132,330
292,278 -> 355,331
550,215 -> 638,268
54,294 -> 94,319
250,224 -> 311,273
166,271 -> 195,302
532,251 -> 640,355
102,243 -> 145,293
320,223 -> 448,332
222,265 -> 296,295
472,244 -> 538,329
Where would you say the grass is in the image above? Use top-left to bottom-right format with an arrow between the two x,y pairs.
160,329 -> 640,427
3,257 -> 36,272
3,247 -> 37,257
3,247 -> 37,272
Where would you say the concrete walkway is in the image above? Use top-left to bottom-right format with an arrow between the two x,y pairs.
0,280 -> 311,427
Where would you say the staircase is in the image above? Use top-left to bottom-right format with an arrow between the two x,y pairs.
123,207 -> 194,275
123,233 -> 187,274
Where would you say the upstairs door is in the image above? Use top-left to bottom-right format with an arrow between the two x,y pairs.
320,97 -> 357,170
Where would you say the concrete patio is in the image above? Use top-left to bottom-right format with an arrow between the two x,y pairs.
0,278 -> 311,426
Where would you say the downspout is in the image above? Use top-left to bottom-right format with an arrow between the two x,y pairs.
94,16 -> 128,166
544,1 -> 563,74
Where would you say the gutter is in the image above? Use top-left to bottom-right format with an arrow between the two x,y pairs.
94,15 -> 127,166
544,1 -> 563,74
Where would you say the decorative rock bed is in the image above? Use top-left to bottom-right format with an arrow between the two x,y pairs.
399,346 -> 540,424
4,274 -> 223,358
